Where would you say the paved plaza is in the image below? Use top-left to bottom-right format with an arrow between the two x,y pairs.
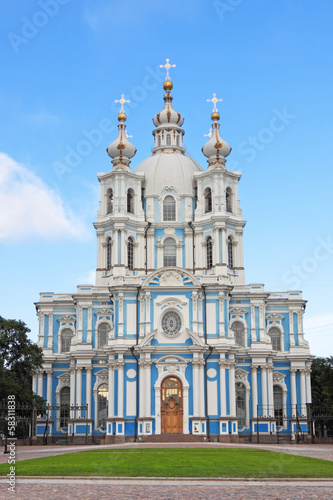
0,442 -> 332,499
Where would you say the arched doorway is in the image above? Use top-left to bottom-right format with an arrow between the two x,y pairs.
161,376 -> 183,433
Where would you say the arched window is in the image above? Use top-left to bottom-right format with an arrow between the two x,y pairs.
60,386 -> 70,427
207,236 -> 213,269
227,236 -> 233,268
163,238 -> 176,267
163,195 -> 176,221
231,321 -> 245,347
106,188 -> 113,214
273,385 -> 283,426
204,187 -> 212,213
127,188 -> 134,214
236,382 -> 246,427
226,187 -> 232,213
98,323 -> 111,348
106,238 -> 112,270
269,327 -> 281,351
128,237 -> 134,270
166,134 -> 171,146
61,328 -> 73,353
97,384 -> 108,428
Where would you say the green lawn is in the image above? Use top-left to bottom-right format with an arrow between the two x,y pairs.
1,448 -> 333,478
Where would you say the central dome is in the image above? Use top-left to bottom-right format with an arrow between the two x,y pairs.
134,151 -> 203,196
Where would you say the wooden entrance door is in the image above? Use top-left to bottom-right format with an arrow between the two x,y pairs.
161,376 -> 183,433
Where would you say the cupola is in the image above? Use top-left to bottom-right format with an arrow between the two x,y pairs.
202,93 -> 231,166
106,94 -> 137,167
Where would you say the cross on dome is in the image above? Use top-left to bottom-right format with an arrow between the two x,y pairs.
207,93 -> 223,112
204,128 -> 213,138
160,58 -> 176,81
115,94 -> 130,113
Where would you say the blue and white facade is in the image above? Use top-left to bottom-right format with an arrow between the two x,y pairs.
35,76 -> 312,442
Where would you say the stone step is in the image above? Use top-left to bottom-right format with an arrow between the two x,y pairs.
143,433 -> 206,443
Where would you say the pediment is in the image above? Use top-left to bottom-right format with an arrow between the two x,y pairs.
229,307 -> 248,316
266,313 -> 284,321
142,268 -> 200,288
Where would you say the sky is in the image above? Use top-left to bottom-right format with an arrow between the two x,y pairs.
0,0 -> 332,356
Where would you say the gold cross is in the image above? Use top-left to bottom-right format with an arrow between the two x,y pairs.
207,93 -> 223,112
160,58 -> 176,81
126,133 -> 133,139
115,94 -> 130,113
204,128 -> 213,138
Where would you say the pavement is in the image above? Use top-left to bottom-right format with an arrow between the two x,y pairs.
0,442 -> 332,499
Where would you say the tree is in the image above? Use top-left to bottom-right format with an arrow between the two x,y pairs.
311,357 -> 333,405
0,316 -> 44,404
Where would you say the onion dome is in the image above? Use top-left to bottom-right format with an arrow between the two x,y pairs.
152,59 -> 185,154
106,94 -> 136,167
202,93 -> 231,166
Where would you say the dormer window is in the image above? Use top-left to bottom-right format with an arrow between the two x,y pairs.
127,188 -> 134,214
106,188 -> 113,214
163,196 -> 176,221
204,187 -> 212,213
226,187 -> 232,213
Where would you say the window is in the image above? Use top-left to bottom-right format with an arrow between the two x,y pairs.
60,387 -> 70,427
128,237 -> 134,270
61,328 -> 73,353
269,327 -> 281,350
98,323 -> 111,348
157,135 -> 161,147
273,385 -> 283,426
163,238 -> 176,267
227,236 -> 233,268
226,187 -> 232,213
204,187 -> 212,213
207,236 -> 213,269
127,188 -> 134,214
166,134 -> 171,146
106,188 -> 113,214
106,238 -> 112,270
163,196 -> 176,221
97,384 -> 108,428
176,135 -> 180,146
162,311 -> 182,336
236,383 -> 246,427
232,321 -> 245,347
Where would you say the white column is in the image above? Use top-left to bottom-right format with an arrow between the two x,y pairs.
76,367 -> 82,418
300,369 -> 306,416
145,361 -> 151,417
218,294 -> 225,337
221,227 -> 227,266
86,366 -> 92,419
250,305 -> 256,343
145,292 -> 151,332
47,314 -> 53,349
32,372 -> 37,394
261,366 -> 267,416
290,368 -> 297,414
289,311 -> 295,347
70,366 -> 75,418
108,360 -> 114,419
199,361 -> 205,416
46,370 -> 53,405
118,294 -> 124,337
117,359 -> 124,418
229,361 -> 236,416
306,368 -> 312,404
219,359 -> 227,416
37,371 -> 43,398
139,360 -> 146,418
251,365 -> 258,418
268,367 -> 274,417
192,360 -> 200,416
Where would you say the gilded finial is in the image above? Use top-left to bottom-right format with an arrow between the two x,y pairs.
115,93 -> 130,113
207,93 -> 223,113
160,58 -> 176,81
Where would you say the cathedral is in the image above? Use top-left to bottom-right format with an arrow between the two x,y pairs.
34,60 -> 312,443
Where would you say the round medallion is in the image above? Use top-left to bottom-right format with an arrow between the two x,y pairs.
162,310 -> 182,336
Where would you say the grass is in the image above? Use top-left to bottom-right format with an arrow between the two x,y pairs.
1,448 -> 333,478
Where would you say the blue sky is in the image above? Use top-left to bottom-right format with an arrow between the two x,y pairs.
0,0 -> 332,356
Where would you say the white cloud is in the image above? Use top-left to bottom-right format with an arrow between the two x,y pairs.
304,312 -> 333,357
0,153 -> 87,241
